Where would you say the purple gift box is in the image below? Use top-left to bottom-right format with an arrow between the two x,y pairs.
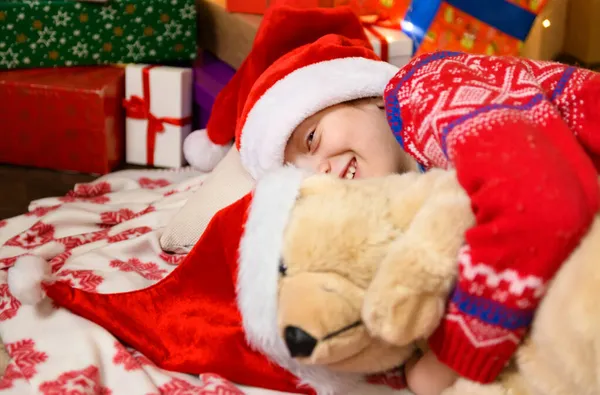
193,51 -> 236,130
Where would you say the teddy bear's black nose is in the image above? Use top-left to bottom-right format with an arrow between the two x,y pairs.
284,326 -> 317,358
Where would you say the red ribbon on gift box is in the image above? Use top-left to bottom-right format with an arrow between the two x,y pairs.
123,65 -> 192,166
361,15 -> 402,63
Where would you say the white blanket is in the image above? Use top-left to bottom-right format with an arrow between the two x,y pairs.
0,167 -> 296,395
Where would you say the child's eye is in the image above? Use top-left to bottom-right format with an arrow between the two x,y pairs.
306,130 -> 315,150
279,259 -> 288,276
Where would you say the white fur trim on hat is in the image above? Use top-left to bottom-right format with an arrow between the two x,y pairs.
183,129 -> 232,172
237,166 -> 389,395
239,57 -> 399,180
8,254 -> 49,305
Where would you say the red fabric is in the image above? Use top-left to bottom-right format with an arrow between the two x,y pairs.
0,67 -> 125,174
205,3 -> 374,148
234,33 -> 381,149
384,53 -> 600,383
44,193 -> 313,394
123,66 -> 192,166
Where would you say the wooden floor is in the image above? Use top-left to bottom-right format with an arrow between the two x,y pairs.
0,164 -> 98,220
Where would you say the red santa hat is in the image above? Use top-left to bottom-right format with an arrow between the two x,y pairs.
7,167 -> 405,395
182,2 -> 398,178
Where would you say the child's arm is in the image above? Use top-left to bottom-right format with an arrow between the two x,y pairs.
384,52 -> 600,384
521,59 -> 600,168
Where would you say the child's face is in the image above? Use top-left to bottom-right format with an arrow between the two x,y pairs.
284,98 -> 414,179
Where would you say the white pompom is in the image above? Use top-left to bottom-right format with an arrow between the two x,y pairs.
7,255 -> 49,305
183,129 -> 231,172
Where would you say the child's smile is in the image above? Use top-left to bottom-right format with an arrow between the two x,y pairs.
341,157 -> 358,179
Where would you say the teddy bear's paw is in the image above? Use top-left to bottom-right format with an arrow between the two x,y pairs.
362,285 -> 444,346
442,378 -> 508,395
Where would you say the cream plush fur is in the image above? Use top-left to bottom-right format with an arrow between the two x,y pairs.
277,168 -> 600,395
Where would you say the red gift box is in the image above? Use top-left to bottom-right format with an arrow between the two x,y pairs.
225,0 -> 408,21
0,67 -> 125,175
226,0 -> 342,15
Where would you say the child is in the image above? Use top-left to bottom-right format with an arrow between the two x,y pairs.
184,3 -> 600,394
282,53 -> 600,395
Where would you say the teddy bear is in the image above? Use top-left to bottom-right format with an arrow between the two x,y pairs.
236,165 -> 600,395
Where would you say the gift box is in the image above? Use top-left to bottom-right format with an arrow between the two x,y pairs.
226,0 -> 408,17
0,66 -> 125,174
339,0 -> 410,19
193,52 -> 236,130
124,64 -> 193,168
198,0 -> 413,69
402,0 -> 549,57
364,23 -> 413,68
196,0 -> 266,69
226,0 -> 336,15
0,0 -> 197,70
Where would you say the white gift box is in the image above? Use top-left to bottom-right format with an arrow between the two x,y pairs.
364,25 -> 414,68
125,64 -> 193,168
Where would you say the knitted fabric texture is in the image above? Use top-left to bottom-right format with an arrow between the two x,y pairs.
384,52 -> 600,383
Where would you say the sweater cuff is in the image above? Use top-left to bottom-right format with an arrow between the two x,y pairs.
427,314 -> 518,383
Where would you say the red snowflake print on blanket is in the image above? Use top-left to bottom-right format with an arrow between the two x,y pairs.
56,229 -> 110,250
49,251 -> 73,273
158,375 -> 244,395
25,205 -> 61,218
0,256 -> 17,269
4,222 -> 55,249
0,363 -> 23,390
0,220 -> 7,228
8,339 -> 48,378
107,226 -> 152,243
113,342 -> 141,371
56,270 -> 104,292
0,284 -> 21,321
100,209 -> 136,226
0,339 -> 48,389
109,258 -> 167,280
127,347 -> 154,367
59,195 -> 110,204
39,365 -> 111,395
113,342 -> 154,371
159,251 -> 186,266
198,374 -> 245,395
137,205 -> 156,216
99,206 -> 156,227
138,177 -> 171,190
59,181 -> 112,205
72,182 -> 112,197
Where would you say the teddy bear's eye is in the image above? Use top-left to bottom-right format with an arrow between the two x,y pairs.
279,260 -> 288,276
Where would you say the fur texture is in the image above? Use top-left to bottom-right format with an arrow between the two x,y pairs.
273,166 -> 600,395
263,168 -> 467,393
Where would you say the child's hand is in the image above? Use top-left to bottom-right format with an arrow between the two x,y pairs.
405,350 -> 458,395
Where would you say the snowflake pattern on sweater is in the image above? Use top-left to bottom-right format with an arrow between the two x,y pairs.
384,52 -> 600,383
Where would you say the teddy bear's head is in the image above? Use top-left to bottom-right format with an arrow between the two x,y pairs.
276,173 -> 418,375
236,166 -> 461,394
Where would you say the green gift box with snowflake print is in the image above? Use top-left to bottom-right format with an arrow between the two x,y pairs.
0,0 -> 197,70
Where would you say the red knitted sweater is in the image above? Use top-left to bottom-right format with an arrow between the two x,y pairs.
384,52 -> 600,383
